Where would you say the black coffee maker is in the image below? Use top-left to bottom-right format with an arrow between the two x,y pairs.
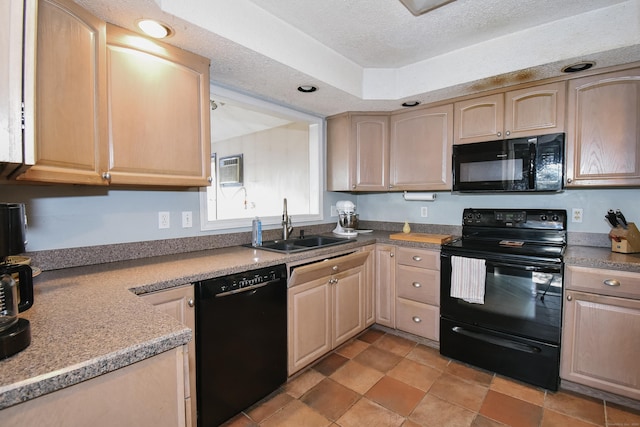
0,203 -> 34,359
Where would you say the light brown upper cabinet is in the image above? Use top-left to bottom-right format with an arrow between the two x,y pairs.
389,104 -> 453,191
566,68 -> 640,187
327,113 -> 389,192
18,0 -> 211,186
454,82 -> 565,144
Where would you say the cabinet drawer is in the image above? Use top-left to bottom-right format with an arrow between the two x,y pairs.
395,298 -> 439,341
396,247 -> 439,270
566,265 -> 640,300
396,265 -> 439,305
289,251 -> 370,287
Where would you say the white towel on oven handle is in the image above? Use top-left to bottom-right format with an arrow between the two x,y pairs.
450,256 -> 486,304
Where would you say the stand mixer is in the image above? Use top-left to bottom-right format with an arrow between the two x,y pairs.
333,200 -> 359,237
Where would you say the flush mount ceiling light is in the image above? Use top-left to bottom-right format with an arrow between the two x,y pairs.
561,61 -> 595,73
137,19 -> 173,39
399,0 -> 457,16
297,85 -> 318,93
402,101 -> 421,107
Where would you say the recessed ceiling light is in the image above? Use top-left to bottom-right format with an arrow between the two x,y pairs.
561,61 -> 595,73
137,19 -> 173,39
297,85 -> 318,93
402,101 -> 421,107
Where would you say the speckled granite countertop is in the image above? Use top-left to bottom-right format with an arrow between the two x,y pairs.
2,231 -> 638,411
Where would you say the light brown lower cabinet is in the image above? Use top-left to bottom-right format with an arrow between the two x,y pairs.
1,347 -> 186,427
375,244 -> 396,328
141,284 -> 196,427
561,266 -> 640,400
288,250 -> 372,375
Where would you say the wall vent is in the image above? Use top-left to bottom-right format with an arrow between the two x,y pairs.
218,154 -> 243,186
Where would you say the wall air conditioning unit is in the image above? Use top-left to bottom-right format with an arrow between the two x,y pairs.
218,154 -> 243,187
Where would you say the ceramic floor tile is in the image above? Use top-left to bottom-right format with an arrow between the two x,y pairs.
285,369 -> 326,398
300,378 -> 360,421
446,360 -> 494,387
372,333 -> 416,357
479,390 -> 543,427
365,375 -> 425,416
409,393 -> 476,427
429,372 -> 489,412
387,358 -> 442,392
358,328 -> 385,344
470,415 -> 509,427
222,413 -> 258,427
354,345 -> 403,373
336,397 -> 405,427
259,400 -> 331,427
544,390 -> 605,426
313,352 -> 349,376
540,408 -> 601,427
489,375 -> 546,407
246,390 -> 294,423
329,359 -> 385,395
335,338 -> 369,359
401,420 -> 423,427
405,343 -> 450,371
606,401 -> 640,426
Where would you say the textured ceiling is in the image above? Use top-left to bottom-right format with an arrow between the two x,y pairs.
73,0 -> 640,116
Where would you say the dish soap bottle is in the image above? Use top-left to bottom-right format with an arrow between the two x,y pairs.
403,221 -> 411,234
252,217 -> 262,247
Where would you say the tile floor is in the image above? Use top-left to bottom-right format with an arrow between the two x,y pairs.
224,329 -> 640,427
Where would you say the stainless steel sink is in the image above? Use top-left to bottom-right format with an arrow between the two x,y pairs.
245,235 -> 352,253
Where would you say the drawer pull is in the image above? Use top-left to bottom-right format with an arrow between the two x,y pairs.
412,316 -> 422,323
332,265 -> 339,272
566,294 -> 572,301
412,282 -> 422,288
412,256 -> 422,262
603,279 -> 621,287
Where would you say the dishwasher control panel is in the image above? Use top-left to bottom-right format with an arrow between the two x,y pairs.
197,264 -> 286,297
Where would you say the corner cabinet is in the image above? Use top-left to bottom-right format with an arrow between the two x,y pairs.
565,68 -> 640,187
389,104 -> 453,191
454,81 -> 565,144
326,113 -> 389,191
287,250 -> 372,375
17,0 -> 211,186
141,285 -> 196,427
561,265 -> 640,400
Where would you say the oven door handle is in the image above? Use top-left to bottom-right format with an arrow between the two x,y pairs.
451,326 -> 542,354
484,260 -> 560,272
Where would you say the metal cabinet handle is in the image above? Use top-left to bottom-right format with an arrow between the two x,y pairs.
207,176 -> 213,183
412,256 -> 422,262
352,184 -> 356,190
603,279 -> 621,287
497,131 -> 502,137
567,178 -> 573,184
505,130 -> 511,136
329,278 -> 338,285
332,265 -> 339,272
187,299 -> 194,307
412,282 -> 421,288
390,253 -> 394,257
566,294 -> 572,301
389,184 -> 394,189
412,316 -> 422,323
102,172 -> 111,181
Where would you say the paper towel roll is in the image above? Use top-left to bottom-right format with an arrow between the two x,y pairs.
403,191 -> 437,201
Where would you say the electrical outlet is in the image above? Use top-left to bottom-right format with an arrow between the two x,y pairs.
420,207 -> 428,218
182,211 -> 193,228
330,205 -> 338,217
572,208 -> 583,223
158,211 -> 170,229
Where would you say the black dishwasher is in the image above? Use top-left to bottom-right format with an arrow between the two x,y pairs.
195,264 -> 287,427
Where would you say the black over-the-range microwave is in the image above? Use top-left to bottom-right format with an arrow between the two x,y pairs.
452,133 -> 565,193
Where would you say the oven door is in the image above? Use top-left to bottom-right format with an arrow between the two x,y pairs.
440,250 -> 562,344
452,139 -> 533,192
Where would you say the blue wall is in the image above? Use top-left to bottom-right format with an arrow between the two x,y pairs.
2,183 -> 637,251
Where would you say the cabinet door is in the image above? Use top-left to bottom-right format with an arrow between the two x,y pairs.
375,244 -> 396,328
454,93 -> 504,144
105,24 -> 211,186
287,277 -> 332,375
18,0 -> 108,185
351,115 -> 389,191
566,68 -> 640,187
362,245 -> 376,327
504,82 -> 565,138
561,290 -> 640,400
332,265 -> 365,347
141,285 -> 195,427
389,104 -> 453,190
